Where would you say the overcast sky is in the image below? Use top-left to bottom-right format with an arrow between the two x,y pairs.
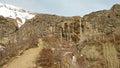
0,0 -> 119,16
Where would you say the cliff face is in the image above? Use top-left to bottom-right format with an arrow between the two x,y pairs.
0,16 -> 18,44
80,4 -> 120,52
15,14 -> 81,42
0,16 -> 18,37
0,4 -> 119,45
14,4 -> 120,44
82,4 -> 120,35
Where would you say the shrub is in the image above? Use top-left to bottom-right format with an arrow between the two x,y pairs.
0,35 -> 39,66
36,48 -> 53,68
81,46 -> 100,61
103,43 -> 119,68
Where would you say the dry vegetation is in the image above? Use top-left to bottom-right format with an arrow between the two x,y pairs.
79,34 -> 120,68
36,34 -> 84,68
103,43 -> 119,68
0,35 -> 38,66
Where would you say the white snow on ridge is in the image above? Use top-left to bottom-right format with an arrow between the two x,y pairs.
0,3 -> 35,27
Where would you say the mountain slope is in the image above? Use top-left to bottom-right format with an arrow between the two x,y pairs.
13,4 -> 120,68
0,3 -> 35,27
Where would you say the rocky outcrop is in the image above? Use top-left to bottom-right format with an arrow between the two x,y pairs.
15,14 -> 81,43
0,16 -> 18,44
82,4 -> 120,35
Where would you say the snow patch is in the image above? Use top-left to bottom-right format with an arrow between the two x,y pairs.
0,3 -> 35,27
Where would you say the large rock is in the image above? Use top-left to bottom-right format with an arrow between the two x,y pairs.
0,16 -> 18,44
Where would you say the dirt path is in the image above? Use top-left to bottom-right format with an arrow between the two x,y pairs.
3,39 -> 43,68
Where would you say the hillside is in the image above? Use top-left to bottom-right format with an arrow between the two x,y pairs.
0,3 -> 120,68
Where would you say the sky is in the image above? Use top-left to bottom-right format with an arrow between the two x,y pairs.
0,0 -> 119,16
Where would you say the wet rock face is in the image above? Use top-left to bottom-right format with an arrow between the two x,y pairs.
16,14 -> 81,42
15,4 -> 120,43
0,16 -> 18,39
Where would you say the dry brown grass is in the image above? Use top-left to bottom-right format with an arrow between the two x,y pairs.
83,46 -> 100,61
36,34 -> 84,68
79,33 -> 120,68
36,48 -> 53,68
103,43 -> 119,68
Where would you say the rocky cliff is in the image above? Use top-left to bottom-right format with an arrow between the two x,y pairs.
0,16 -> 18,44
14,14 -> 81,43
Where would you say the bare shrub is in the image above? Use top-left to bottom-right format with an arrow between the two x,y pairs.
0,43 -> 19,66
0,35 -> 39,66
36,48 -> 53,68
80,41 -> 103,68
81,45 -> 100,61
27,35 -> 39,47
103,43 -> 119,68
